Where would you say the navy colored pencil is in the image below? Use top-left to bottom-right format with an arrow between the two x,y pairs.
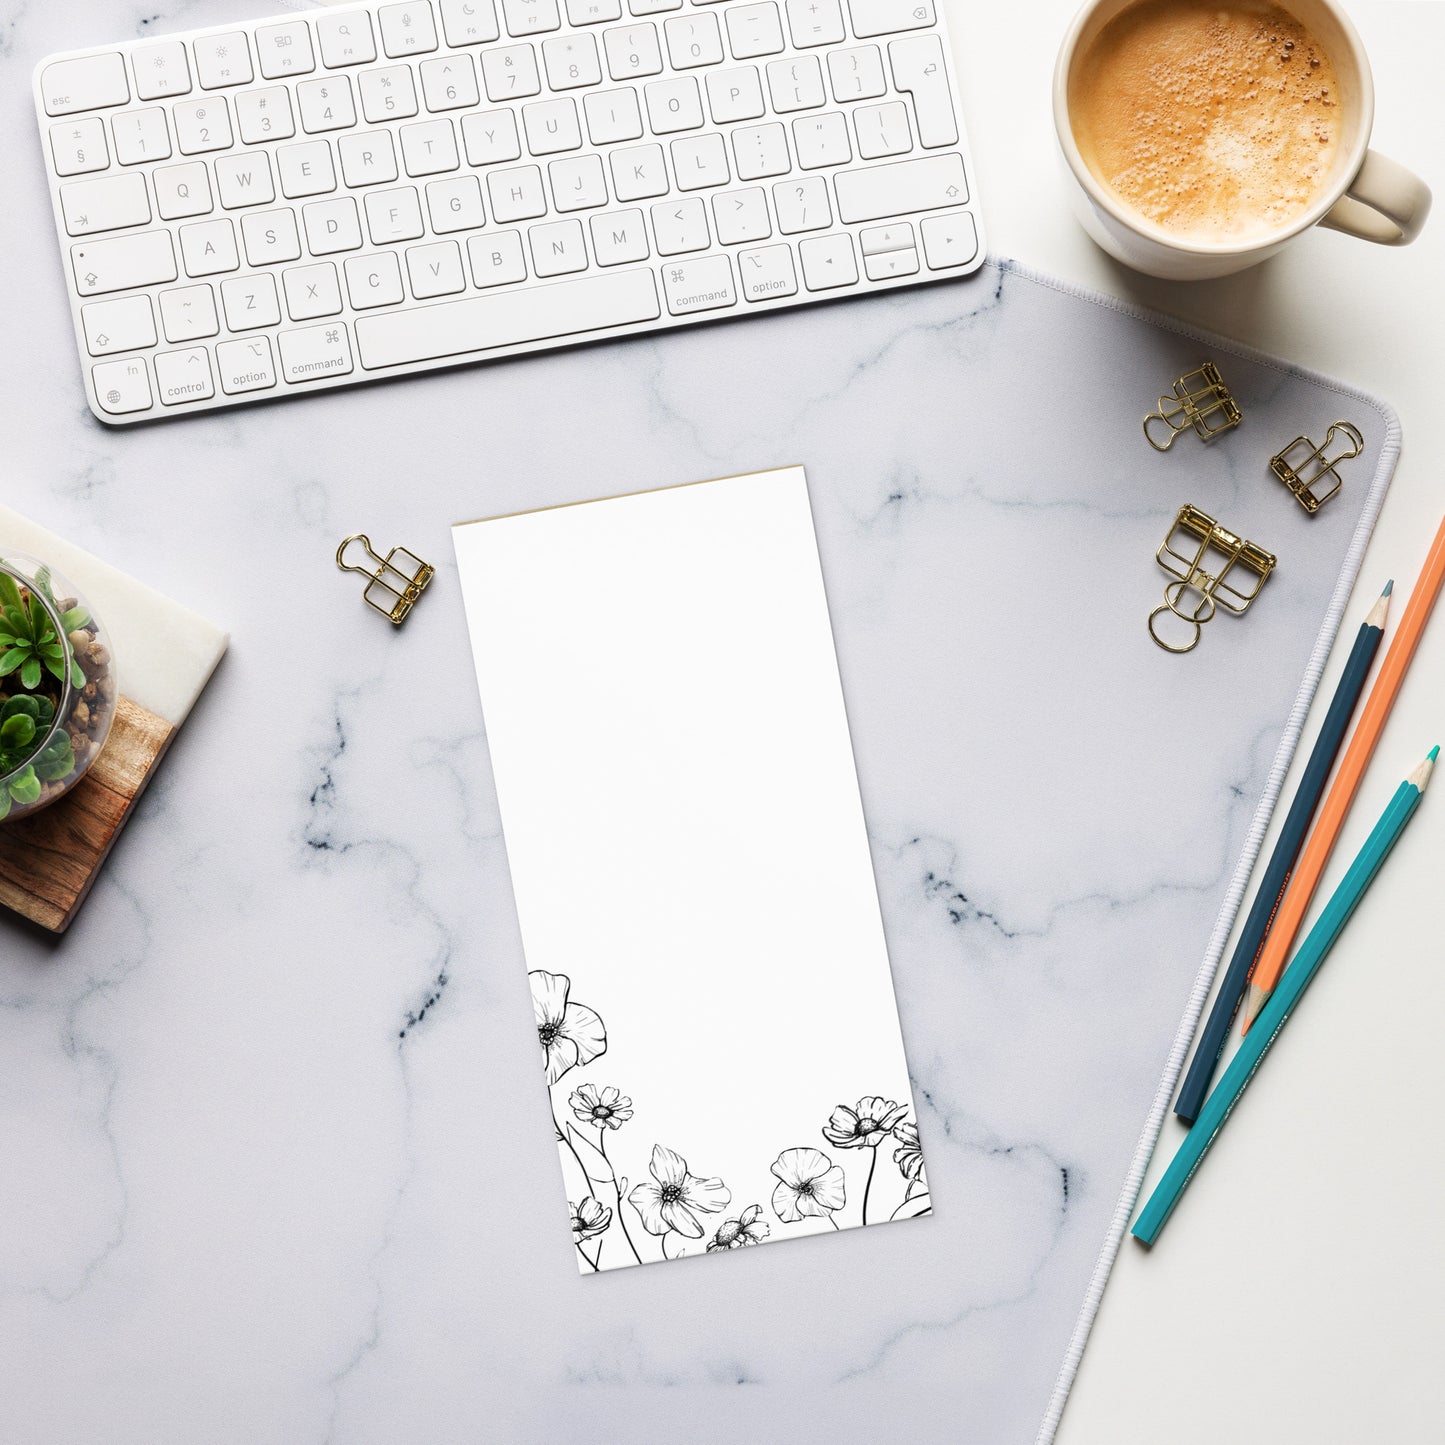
1173,580 -> 1392,1124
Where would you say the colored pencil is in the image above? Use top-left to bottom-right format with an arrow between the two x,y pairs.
1241,513 -> 1445,1034
1135,747 -> 1436,1246
1173,582 -> 1392,1123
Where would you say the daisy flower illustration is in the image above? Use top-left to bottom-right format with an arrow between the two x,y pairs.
530,970 -> 606,1084
770,1147 -> 846,1223
569,1083 -> 633,1130
628,1144 -> 730,1238
707,1204 -> 771,1252
892,1121 -> 925,1184
822,1096 -> 909,1149
570,1196 -> 612,1243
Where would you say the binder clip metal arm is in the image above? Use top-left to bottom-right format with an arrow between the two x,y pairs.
1144,362 -> 1243,451
336,535 -> 435,625
1149,504 -> 1276,654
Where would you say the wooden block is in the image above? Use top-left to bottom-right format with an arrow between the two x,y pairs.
0,696 -> 174,933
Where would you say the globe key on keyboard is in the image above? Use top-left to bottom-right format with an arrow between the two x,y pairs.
33,0 -> 984,424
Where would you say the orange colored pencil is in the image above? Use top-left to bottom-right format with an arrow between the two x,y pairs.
1241,511 -> 1445,1035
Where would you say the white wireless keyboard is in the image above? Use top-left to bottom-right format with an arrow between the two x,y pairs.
34,0 -> 984,425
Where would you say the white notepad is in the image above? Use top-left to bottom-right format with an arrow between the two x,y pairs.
454,467 -> 928,1271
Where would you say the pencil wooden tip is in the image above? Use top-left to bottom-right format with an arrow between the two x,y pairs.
1382,579 -> 1394,597
1410,749 -> 1439,791
1240,985 -> 1267,1036
1365,584 -> 1393,628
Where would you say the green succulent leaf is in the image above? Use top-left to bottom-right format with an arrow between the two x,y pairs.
7,767 -> 41,805
1,714 -> 36,750
0,788 -> 10,820
0,648 -> 23,677
70,658 -> 86,689
0,571 -> 21,612
36,749 -> 76,783
2,695 -> 41,721
61,607 -> 90,632
20,657 -> 41,690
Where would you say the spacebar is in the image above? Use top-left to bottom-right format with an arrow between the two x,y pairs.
356,269 -> 661,370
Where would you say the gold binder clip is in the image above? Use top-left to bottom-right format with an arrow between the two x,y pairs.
1269,420 -> 1363,514
336,534 -> 434,624
1144,362 -> 1242,451
1149,504 -> 1276,654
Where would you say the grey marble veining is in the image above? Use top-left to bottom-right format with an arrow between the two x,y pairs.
0,5 -> 1395,1441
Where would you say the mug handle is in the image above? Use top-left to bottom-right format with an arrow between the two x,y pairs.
1319,149 -> 1432,245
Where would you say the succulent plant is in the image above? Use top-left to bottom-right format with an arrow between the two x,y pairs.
0,694 -> 77,820
0,566 -> 88,692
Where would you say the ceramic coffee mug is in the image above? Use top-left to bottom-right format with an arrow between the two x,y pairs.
1053,0 -> 1432,279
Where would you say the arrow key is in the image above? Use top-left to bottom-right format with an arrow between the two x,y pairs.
799,231 -> 857,290
921,210 -> 978,270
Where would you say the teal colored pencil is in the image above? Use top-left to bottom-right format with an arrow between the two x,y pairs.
1133,746 -> 1437,1246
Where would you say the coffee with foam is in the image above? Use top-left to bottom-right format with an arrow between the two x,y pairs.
1069,0 -> 1343,243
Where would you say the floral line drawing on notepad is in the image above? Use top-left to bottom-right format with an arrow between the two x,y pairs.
530,968 -> 929,1270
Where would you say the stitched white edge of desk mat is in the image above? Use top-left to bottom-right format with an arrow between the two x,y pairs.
979,259 -> 1403,1445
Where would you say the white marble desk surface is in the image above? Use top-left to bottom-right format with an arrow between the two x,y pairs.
2,3 -> 1442,1445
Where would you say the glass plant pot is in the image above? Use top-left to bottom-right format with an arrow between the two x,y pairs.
0,551 -> 117,824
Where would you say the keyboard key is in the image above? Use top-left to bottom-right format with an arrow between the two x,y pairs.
61,173 -> 151,236
92,356 -> 152,415
468,229 -> 528,285
401,119 -> 460,174
133,42 -> 191,101
566,0 -> 622,21
792,111 -> 850,168
112,108 -> 171,166
832,151 -> 965,221
462,109 -> 523,164
217,336 -> 278,393
738,242 -> 796,301
50,119 -> 108,176
344,251 -> 407,307
221,272 -> 282,330
604,24 -> 663,80
339,130 -> 400,187
799,230 -> 857,289
660,253 -> 734,314
406,239 -> 468,294
155,161 -> 212,219
589,208 -> 649,264
549,153 -> 608,210
154,345 -> 215,405
487,164 -> 547,220
179,218 -> 239,276
365,187 -> 426,243
854,100 -> 912,158
827,45 -> 885,101
379,2 -> 440,56
355,268 -> 659,366
767,56 -> 825,112
236,86 -> 296,143
706,67 -> 765,123
304,197 -> 364,254
920,210 -> 977,268
428,174 -> 488,229
726,4 -> 785,59
298,76 -> 358,132
543,33 -> 603,89
731,122 -> 790,180
159,284 -> 220,341
609,142 -> 667,201
786,0 -> 844,47
651,196 -> 709,254
773,174 -> 831,231
583,88 -> 643,144
858,220 -> 912,253
215,152 -> 276,209
279,141 -> 337,197
42,54 -> 129,116
442,0 -> 502,44
242,209 -> 303,265
283,263 -> 344,320
644,77 -> 703,133
523,98 -> 582,154
528,218 -> 588,276
664,13 -> 723,68
359,66 -> 420,122
81,295 -> 157,356
316,12 -> 377,67
848,0 -> 933,38
628,0 -> 682,13
482,44 -> 543,100
889,33 -> 957,148
863,245 -> 917,279
671,133 -> 730,190
503,0 -> 562,35
256,22 -> 316,78
72,231 -> 177,295
279,322 -> 355,383
194,33 -> 254,89
173,97 -> 233,154
421,55 -> 481,110
712,186 -> 770,243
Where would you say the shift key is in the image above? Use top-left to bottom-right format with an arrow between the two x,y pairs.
833,153 -> 967,224
72,231 -> 177,296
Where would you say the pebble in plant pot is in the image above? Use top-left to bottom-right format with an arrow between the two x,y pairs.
0,552 -> 117,825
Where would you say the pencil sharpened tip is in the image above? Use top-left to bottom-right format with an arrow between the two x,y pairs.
1430,745 -> 1440,763
1383,579 -> 1394,596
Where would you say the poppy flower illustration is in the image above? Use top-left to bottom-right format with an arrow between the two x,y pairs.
822,1096 -> 909,1149
892,1121 -> 925,1183
707,1203 -> 771,1251
570,1196 -> 612,1243
770,1147 -> 847,1222
531,970 -> 607,1084
627,1144 -> 730,1238
569,1083 -> 633,1131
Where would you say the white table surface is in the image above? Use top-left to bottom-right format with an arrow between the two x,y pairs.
977,4 -> 1445,1443
3,2 -> 1441,1442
